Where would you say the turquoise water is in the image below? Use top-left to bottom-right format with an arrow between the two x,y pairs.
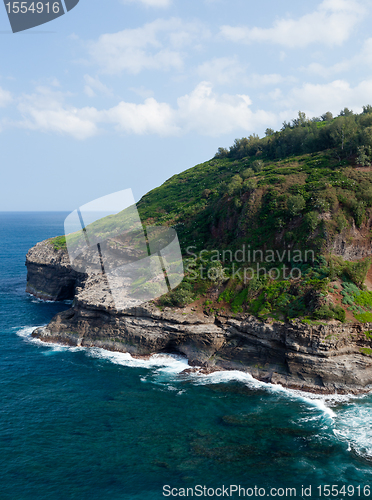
1,212 -> 372,500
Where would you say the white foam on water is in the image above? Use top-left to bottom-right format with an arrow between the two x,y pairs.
28,296 -> 56,304
188,369 -> 264,388
85,347 -> 190,375
15,326 -> 85,354
332,403 -> 372,459
15,327 -> 190,373
15,326 -> 51,346
15,326 -> 38,338
17,325 -> 372,453
13,327 -> 350,418
185,368 -> 344,419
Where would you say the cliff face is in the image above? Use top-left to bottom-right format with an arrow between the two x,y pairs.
26,241 -> 86,301
26,251 -> 372,394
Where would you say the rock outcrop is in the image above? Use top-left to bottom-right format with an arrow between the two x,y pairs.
26,240 -> 86,301
26,240 -> 372,394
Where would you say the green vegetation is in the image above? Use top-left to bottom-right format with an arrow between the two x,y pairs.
359,347 -> 372,355
50,106 -> 372,322
356,312 -> 372,323
50,235 -> 66,251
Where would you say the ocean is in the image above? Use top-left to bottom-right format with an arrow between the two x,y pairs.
1,212 -> 372,500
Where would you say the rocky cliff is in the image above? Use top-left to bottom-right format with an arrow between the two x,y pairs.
26,240 -> 372,395
26,240 -> 86,301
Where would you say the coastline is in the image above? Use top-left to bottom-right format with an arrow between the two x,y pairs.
26,239 -> 372,396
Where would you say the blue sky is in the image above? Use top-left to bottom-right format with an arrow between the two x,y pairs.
1,0 -> 372,210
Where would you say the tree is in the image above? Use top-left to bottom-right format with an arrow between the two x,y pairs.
265,128 -> 274,136
362,126 -> 372,149
321,111 -> 333,121
227,175 -> 243,196
339,107 -> 353,117
281,121 -> 291,131
215,147 -> 228,158
357,145 -> 371,166
330,116 -> 357,153
292,111 -> 307,127
363,105 -> 372,114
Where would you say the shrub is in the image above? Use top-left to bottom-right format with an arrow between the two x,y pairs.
252,160 -> 263,172
227,175 -> 243,196
304,211 -> 319,232
242,168 -> 255,179
343,258 -> 371,287
314,197 -> 330,213
333,305 -> 346,322
287,195 -> 306,217
159,282 -> 195,308
335,213 -> 348,232
350,200 -> 366,227
313,304 -> 345,322
243,178 -> 258,191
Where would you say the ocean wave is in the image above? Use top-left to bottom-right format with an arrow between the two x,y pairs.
186,368 -> 355,412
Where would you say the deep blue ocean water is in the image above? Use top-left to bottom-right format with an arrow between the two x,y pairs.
1,212 -> 372,500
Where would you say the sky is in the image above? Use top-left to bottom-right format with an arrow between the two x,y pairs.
1,0 -> 372,210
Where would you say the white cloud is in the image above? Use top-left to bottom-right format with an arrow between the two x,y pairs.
109,82 -> 276,136
302,37 -> 372,77
246,74 -> 293,87
176,82 -> 275,135
19,77 -> 372,141
277,79 -> 372,117
220,0 -> 365,48
14,78 -> 372,141
196,57 -> 293,88
102,82 -> 274,136
14,83 -> 276,139
88,18 -> 208,75
18,88 -> 100,140
121,0 -> 171,7
103,98 -> 177,135
196,56 -> 246,85
84,75 -> 113,97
